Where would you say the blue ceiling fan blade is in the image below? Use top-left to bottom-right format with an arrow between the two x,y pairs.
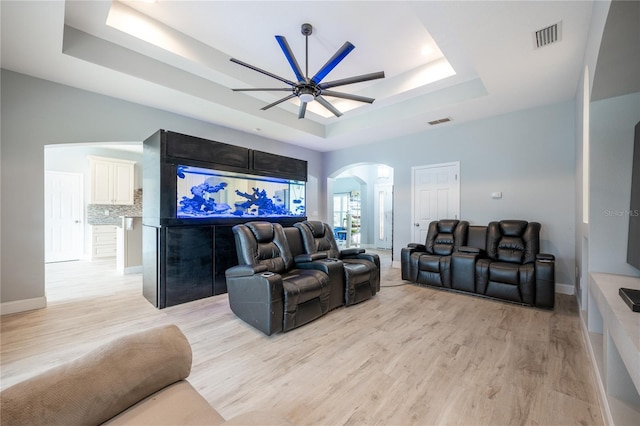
275,35 -> 305,82
311,41 -> 355,85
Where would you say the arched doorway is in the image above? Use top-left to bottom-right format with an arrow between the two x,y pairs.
328,163 -> 394,257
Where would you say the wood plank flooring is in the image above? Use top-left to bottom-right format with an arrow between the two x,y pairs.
1,254 -> 603,425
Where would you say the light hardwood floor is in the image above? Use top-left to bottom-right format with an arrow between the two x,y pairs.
1,254 -> 603,425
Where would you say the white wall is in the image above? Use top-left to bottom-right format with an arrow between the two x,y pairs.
324,101 -> 577,286
589,92 -> 640,276
0,70 -> 324,307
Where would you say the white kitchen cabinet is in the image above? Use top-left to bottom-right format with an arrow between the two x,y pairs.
91,225 -> 117,259
89,156 -> 135,205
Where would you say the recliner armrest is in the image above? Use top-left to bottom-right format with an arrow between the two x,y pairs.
295,253 -> 328,263
536,253 -> 555,262
225,264 -> 268,277
458,246 -> 486,256
406,243 -> 426,251
458,246 -> 480,254
340,248 -> 366,257
225,268 -> 284,335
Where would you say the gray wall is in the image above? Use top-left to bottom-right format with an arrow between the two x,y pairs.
589,92 -> 640,276
324,101 -> 577,286
0,69 -> 324,305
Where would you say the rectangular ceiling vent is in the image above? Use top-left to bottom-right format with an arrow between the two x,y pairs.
534,22 -> 562,49
428,117 -> 451,126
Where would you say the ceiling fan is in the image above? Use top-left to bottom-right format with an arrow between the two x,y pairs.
230,23 -> 385,119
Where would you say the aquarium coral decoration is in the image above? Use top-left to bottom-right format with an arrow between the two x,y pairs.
176,165 -> 305,218
234,187 -> 298,216
179,181 -> 231,215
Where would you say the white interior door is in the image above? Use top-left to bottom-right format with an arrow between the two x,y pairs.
45,171 -> 84,262
411,162 -> 460,243
374,184 -> 393,249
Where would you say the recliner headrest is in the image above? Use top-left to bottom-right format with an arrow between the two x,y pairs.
437,220 -> 460,234
305,221 -> 326,238
499,220 -> 528,236
246,221 -> 275,243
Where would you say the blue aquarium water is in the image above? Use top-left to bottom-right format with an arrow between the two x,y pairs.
176,165 -> 305,218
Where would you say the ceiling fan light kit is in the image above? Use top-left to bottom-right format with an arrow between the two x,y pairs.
230,23 -> 385,119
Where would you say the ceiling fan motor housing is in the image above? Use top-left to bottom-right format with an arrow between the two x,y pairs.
296,84 -> 318,103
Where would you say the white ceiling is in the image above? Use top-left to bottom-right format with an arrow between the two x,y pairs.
1,1 -> 595,152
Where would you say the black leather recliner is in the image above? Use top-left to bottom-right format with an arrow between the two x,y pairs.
295,221 -> 380,306
402,219 -> 556,309
283,225 -> 346,311
401,220 -> 468,287
225,221 -> 331,335
475,220 -> 554,307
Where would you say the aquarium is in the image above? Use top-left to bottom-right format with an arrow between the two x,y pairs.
176,165 -> 305,219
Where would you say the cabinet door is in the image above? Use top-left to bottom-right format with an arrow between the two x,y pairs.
90,157 -> 135,205
164,226 -> 214,307
112,162 -> 134,205
91,160 -> 113,204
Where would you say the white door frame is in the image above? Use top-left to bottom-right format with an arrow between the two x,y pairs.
411,161 -> 460,243
374,183 -> 393,249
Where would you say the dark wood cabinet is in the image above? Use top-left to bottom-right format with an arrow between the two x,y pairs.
165,226 -> 214,307
142,130 -> 307,308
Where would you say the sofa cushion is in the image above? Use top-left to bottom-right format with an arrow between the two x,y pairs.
282,269 -> 329,307
0,324 -> 192,426
104,381 -> 226,426
418,254 -> 441,272
489,262 -> 520,285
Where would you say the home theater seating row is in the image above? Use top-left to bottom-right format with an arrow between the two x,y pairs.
401,219 -> 555,309
225,221 -> 380,335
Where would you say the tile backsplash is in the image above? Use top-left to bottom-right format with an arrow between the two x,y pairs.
87,188 -> 143,225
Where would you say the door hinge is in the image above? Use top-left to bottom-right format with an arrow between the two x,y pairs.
455,173 -> 458,180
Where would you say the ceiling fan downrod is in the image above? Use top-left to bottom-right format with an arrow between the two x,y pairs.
301,23 -> 312,80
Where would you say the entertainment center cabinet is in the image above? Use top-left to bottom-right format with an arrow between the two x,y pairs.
586,272 -> 640,424
142,130 -> 307,308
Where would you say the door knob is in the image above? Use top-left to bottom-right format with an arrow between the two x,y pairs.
74,220 -> 81,224
414,223 -> 420,227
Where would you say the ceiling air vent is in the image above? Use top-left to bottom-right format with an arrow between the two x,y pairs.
534,22 -> 561,48
428,117 -> 451,126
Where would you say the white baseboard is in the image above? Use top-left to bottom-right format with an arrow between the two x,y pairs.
0,296 -> 47,316
119,265 -> 142,275
556,282 -> 574,295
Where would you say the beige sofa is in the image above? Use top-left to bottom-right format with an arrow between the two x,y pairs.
0,324 -> 291,425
